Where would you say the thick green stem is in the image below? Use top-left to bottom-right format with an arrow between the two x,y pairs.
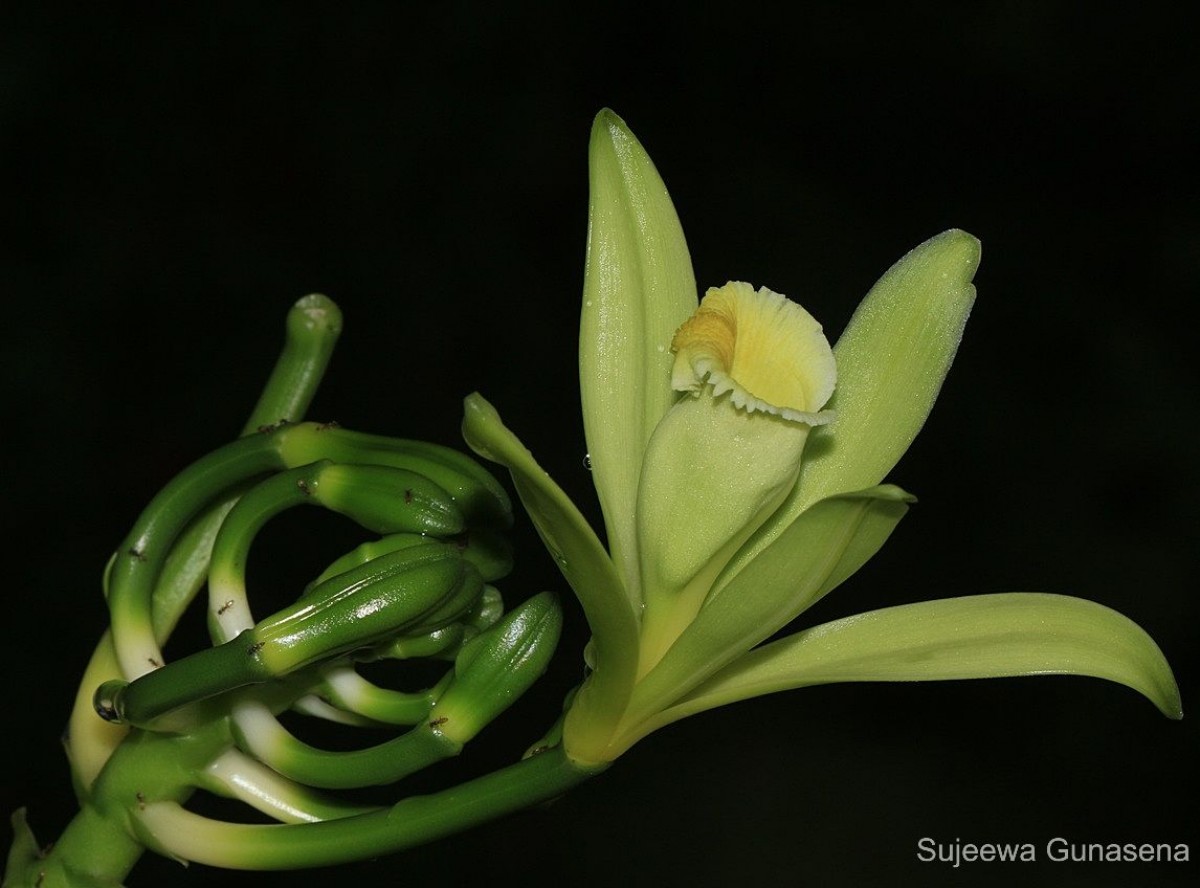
22,804 -> 144,888
16,721 -> 237,887
135,746 -> 602,869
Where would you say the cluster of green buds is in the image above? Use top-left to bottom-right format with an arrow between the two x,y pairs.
463,110 -> 1180,767
6,297 -> 581,887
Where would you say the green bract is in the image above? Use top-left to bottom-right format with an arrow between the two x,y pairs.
464,109 -> 1181,767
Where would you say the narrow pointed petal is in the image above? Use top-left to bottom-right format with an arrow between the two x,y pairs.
721,230 -> 979,584
580,109 -> 698,607
625,485 -> 911,733
643,593 -> 1181,740
461,393 -> 639,759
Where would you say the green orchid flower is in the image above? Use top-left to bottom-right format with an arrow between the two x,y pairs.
463,109 -> 1180,768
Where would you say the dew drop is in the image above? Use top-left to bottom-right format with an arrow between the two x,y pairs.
582,453 -> 593,471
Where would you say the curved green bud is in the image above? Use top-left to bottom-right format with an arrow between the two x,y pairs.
244,294 -> 343,431
255,543 -> 482,674
313,463 -> 463,536
431,592 -> 563,745
373,585 -> 506,661
465,583 -> 506,633
311,531 -> 512,589
207,463 -> 466,644
101,544 -> 479,727
307,533 -> 436,588
279,427 -> 512,529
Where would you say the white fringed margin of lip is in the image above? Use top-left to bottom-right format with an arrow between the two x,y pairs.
670,281 -> 837,426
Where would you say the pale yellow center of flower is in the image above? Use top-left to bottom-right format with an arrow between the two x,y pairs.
670,281 -> 836,424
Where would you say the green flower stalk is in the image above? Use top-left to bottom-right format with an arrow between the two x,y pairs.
463,109 -> 1181,768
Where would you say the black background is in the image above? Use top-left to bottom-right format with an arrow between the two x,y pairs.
2,4 -> 1196,886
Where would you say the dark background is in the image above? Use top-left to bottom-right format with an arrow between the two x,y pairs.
2,4 -> 1196,886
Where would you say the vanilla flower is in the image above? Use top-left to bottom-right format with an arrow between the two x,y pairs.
463,110 -> 1179,768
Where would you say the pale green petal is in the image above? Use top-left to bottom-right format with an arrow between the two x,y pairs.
461,394 -> 639,757
719,230 -> 979,586
623,484 -> 911,735
635,395 -> 811,671
580,109 -> 698,609
640,593 -> 1181,740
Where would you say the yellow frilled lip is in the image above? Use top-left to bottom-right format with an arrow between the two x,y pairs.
670,281 -> 837,424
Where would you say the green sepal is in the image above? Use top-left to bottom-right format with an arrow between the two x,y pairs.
626,484 -> 912,731
462,393 -> 639,760
723,229 -> 979,586
432,592 -> 563,744
647,593 -> 1182,739
580,108 -> 698,609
